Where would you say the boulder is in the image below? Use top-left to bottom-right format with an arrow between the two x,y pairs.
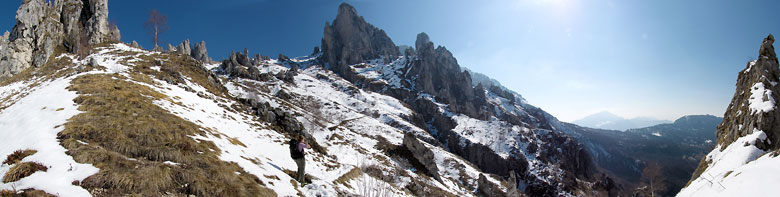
402,132 -> 442,181
477,174 -> 507,197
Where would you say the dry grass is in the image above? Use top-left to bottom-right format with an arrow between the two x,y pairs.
2,162 -> 48,183
0,189 -> 55,197
334,167 -> 364,189
121,51 -> 228,98
0,190 -> 14,196
2,150 -> 37,165
58,74 -> 274,196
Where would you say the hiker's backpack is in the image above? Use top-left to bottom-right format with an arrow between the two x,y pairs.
289,139 -> 304,159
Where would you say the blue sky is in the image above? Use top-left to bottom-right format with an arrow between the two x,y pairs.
1,0 -> 778,122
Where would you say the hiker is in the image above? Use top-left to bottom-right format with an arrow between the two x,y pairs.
290,135 -> 310,184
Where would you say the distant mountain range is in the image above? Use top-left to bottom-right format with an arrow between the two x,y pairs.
572,111 -> 671,131
560,114 -> 722,196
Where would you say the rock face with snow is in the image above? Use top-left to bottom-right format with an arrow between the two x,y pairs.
316,3 -> 610,196
320,3 -> 400,78
711,34 -> 780,151
408,32 -> 487,119
680,34 -> 780,196
0,0 -> 119,78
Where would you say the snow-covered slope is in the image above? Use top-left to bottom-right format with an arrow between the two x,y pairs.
677,130 -> 778,196
0,43 -> 509,196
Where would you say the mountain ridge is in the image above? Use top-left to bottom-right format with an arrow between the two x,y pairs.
573,111 -> 671,131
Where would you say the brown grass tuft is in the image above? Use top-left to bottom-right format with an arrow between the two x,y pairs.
2,162 -> 48,183
2,150 -> 37,165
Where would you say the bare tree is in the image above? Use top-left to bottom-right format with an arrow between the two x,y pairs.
144,9 -> 168,47
641,162 -> 666,197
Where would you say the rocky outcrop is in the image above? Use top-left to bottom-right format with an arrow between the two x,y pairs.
176,39 -> 192,56
0,0 -> 120,78
166,39 -> 212,63
478,171 -> 523,197
689,34 -> 780,181
402,132 -> 441,181
218,50 -> 277,82
166,43 -> 176,52
82,0 -> 111,44
191,41 -> 212,63
320,3 -> 400,78
130,40 -> 141,48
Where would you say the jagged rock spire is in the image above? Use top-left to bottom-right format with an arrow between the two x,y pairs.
717,34 -> 780,150
689,34 -> 780,181
319,3 -> 400,77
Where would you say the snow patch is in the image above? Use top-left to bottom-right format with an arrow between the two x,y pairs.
748,82 -> 775,114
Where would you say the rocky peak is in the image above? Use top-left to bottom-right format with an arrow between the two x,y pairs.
415,32 -> 433,56
715,34 -> 780,151
0,0 -> 119,79
320,3 -> 400,78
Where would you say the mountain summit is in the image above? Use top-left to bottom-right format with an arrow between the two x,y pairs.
679,34 -> 780,196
